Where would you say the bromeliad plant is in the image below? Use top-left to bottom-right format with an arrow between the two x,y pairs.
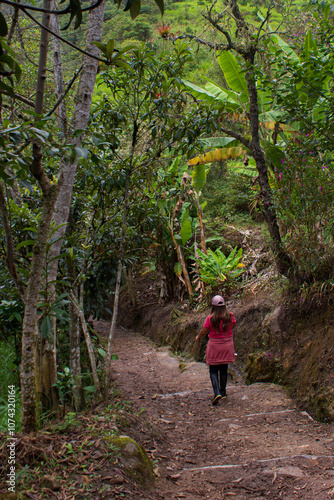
196,247 -> 244,288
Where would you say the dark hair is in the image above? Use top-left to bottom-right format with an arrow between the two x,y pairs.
210,304 -> 231,332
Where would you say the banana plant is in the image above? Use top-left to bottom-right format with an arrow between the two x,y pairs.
196,247 -> 244,287
183,42 -> 292,168
156,159 -> 194,297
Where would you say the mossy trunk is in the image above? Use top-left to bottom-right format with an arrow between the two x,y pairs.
21,185 -> 59,433
35,327 -> 59,415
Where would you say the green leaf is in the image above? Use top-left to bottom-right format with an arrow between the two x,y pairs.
84,385 -> 97,393
0,80 -> 14,97
182,80 -> 220,105
304,30 -> 317,58
19,180 -> 34,193
264,142 -> 286,169
202,137 -> 240,149
192,164 -> 206,192
31,127 -> 49,141
154,0 -> 164,16
0,14 -> 8,37
217,52 -> 248,94
41,316 -> 53,339
91,41 -> 108,57
180,217 -> 192,246
123,0 -> 133,11
106,39 -> 115,59
205,82 -> 245,108
16,239 -> 35,250
270,33 -> 299,62
197,246 -> 244,285
174,262 -> 182,276
130,0 -> 141,19
61,0 -> 82,30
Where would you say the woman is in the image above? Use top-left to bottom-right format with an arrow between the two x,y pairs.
195,295 -> 236,405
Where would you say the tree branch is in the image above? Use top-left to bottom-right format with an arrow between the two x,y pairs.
46,65 -> 83,118
1,0 -> 104,16
0,90 -> 35,107
8,0 -> 21,41
22,8 -> 107,64
219,123 -> 252,150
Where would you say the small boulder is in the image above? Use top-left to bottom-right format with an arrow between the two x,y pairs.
105,435 -> 154,486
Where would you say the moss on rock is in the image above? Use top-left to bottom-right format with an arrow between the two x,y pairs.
309,388 -> 334,422
104,435 -> 154,486
246,351 -> 282,385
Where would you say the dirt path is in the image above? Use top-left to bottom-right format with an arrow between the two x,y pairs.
109,326 -> 334,500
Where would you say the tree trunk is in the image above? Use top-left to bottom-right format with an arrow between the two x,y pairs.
0,181 -> 25,299
105,170 -> 131,391
50,1 -> 68,136
245,53 -> 293,278
69,289 -> 84,411
21,184 -> 60,432
125,265 -> 137,307
69,290 -> 99,392
193,195 -> 207,254
35,321 -> 59,415
47,0 -> 106,279
34,0 -> 106,415
170,229 -> 194,298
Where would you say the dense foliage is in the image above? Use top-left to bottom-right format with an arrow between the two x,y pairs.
1,0 -> 334,431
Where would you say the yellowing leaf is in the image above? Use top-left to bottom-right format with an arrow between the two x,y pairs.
187,147 -> 246,166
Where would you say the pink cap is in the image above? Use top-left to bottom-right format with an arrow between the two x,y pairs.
212,295 -> 225,306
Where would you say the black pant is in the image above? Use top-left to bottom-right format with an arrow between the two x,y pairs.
209,364 -> 228,397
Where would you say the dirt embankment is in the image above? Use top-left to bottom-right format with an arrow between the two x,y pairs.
118,290 -> 334,422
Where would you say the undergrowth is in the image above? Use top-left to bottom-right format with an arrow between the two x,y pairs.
0,386 -> 156,499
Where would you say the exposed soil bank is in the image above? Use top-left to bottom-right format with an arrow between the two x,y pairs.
118,291 -> 334,422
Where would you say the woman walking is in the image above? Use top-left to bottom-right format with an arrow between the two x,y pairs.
195,295 -> 236,405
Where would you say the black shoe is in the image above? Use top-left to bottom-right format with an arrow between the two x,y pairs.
212,394 -> 222,405
220,391 -> 227,398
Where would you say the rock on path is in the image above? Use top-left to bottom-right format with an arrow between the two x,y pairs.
110,327 -> 334,500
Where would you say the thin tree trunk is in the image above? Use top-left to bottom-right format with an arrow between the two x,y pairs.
125,265 -> 137,307
204,1 -> 294,280
170,229 -> 194,298
50,2 -> 68,136
31,0 -> 52,193
69,288 -> 84,411
105,170 -> 131,391
193,195 -> 207,254
0,181 -> 25,300
69,290 -> 99,392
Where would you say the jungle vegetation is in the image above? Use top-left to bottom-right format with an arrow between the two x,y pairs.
1,0 -> 334,432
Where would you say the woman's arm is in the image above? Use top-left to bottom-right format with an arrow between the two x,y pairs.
195,327 -> 209,342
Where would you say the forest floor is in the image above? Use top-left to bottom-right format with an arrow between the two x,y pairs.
105,322 -> 334,500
